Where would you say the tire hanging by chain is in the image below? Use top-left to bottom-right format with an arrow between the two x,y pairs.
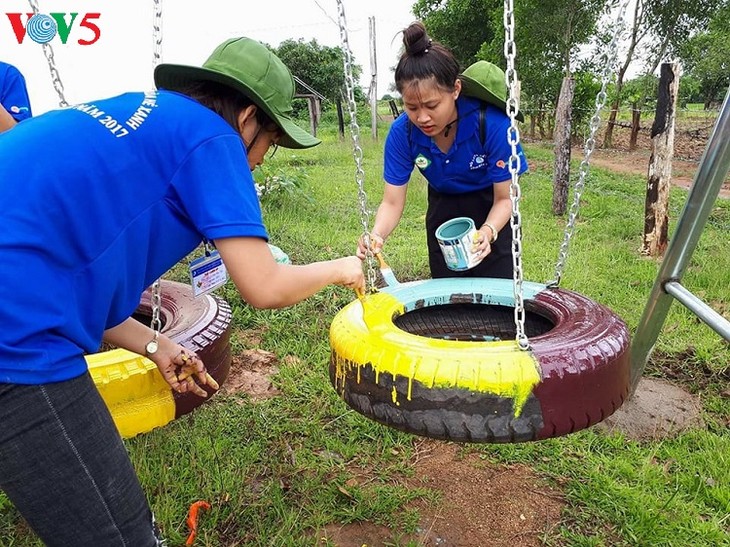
335,0 -> 379,295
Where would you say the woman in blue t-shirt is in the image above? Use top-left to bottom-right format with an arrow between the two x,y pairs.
357,21 -> 528,279
0,38 -> 363,546
0,60 -> 32,132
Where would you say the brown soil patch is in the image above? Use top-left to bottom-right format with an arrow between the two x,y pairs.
317,441 -> 564,546
221,348 -> 280,400
583,147 -> 730,199
528,114 -> 730,199
595,377 -> 704,441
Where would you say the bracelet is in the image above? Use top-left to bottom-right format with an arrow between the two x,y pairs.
481,222 -> 498,243
145,335 -> 159,356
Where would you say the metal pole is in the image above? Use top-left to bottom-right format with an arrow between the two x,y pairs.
664,281 -> 730,340
369,16 -> 378,141
630,85 -> 730,391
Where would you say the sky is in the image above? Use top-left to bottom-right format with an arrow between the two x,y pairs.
1,0 -> 418,115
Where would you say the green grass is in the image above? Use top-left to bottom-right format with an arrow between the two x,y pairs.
1,121 -> 728,546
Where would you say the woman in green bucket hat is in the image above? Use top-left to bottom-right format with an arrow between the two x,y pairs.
0,37 -> 363,546
357,21 -> 528,279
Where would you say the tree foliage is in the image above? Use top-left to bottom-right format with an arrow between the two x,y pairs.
412,0 -> 607,120
641,0 -> 724,74
412,0 -> 502,67
677,2 -> 730,108
273,38 -> 362,103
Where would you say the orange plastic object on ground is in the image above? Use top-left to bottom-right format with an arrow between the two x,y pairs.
185,500 -> 211,546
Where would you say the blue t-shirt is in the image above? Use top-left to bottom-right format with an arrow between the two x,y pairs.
383,96 -> 527,194
0,90 -> 266,384
0,61 -> 32,122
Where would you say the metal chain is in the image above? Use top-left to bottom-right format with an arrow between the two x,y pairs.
149,279 -> 162,349
150,0 -> 164,342
503,0 -> 529,350
152,0 -> 163,69
26,0 -> 68,107
335,0 -> 378,293
549,0 -> 630,287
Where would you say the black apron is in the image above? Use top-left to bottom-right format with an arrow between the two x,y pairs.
426,185 -> 513,279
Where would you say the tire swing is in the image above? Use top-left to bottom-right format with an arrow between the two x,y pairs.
330,0 -> 632,442
87,281 -> 233,439
28,0 -> 233,438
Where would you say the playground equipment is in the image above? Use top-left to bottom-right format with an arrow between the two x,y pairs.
88,281 -> 232,438
329,0 -> 638,443
630,87 -> 730,386
330,0 -> 730,444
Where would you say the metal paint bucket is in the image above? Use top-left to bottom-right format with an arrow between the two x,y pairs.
435,217 -> 480,271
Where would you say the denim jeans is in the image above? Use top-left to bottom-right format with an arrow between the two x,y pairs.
0,372 -> 163,546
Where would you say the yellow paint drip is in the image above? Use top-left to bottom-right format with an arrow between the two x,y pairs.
330,292 -> 541,417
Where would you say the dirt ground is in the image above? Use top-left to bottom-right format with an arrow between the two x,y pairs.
583,147 -> 730,199
317,440 -> 564,547
558,118 -> 730,199
224,350 -> 704,547
223,350 -> 565,546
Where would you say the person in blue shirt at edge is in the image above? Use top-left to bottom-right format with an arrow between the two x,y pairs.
0,60 -> 33,132
0,37 -> 363,547
356,21 -> 528,279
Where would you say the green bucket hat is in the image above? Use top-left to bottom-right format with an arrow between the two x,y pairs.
154,37 -> 320,149
459,60 -> 525,122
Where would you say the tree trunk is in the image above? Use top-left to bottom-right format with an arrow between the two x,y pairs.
603,0 -> 643,149
552,77 -> 575,215
529,113 -> 536,139
642,63 -> 680,257
306,97 -> 318,137
629,103 -> 641,150
336,96 -> 345,141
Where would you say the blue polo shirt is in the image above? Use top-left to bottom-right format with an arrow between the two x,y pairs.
384,96 -> 527,194
0,90 -> 266,384
0,61 -> 32,122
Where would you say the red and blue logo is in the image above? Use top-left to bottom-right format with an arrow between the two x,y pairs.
6,12 -> 101,45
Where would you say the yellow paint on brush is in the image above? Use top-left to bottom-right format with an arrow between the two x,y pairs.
86,349 -> 175,438
330,292 -> 541,416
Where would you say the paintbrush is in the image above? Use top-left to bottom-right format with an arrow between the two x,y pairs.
375,252 -> 399,287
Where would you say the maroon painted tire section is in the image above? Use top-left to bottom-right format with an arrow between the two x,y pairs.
137,280 -> 232,417
529,288 -> 631,439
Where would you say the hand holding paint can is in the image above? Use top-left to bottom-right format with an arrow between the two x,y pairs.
435,217 -> 483,271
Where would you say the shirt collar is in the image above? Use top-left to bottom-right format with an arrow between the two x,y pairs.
410,95 -> 483,147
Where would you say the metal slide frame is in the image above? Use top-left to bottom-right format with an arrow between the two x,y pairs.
630,85 -> 730,392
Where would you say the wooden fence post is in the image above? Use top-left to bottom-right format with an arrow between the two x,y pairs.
642,62 -> 680,256
552,76 -> 575,215
336,97 -> 345,141
629,102 -> 641,150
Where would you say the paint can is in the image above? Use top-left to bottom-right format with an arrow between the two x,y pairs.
435,217 -> 480,271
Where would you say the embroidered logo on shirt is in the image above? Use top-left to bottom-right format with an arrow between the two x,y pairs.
469,154 -> 487,170
415,154 -> 431,170
496,159 -> 506,169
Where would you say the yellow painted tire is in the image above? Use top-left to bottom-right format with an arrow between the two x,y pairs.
87,280 -> 232,438
330,278 -> 630,443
